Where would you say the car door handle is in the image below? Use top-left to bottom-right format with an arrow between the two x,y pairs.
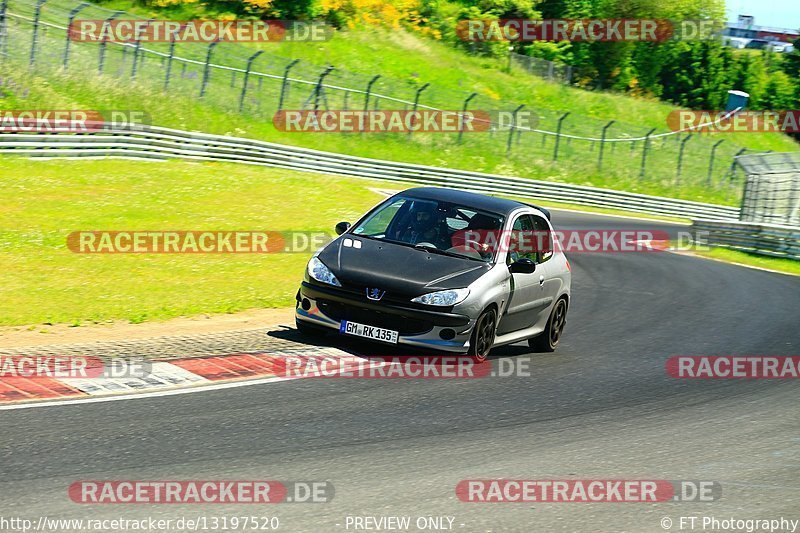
539,275 -> 545,286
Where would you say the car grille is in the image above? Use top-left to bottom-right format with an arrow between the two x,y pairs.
317,299 -> 434,336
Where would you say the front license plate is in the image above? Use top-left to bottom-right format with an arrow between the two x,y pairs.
339,321 -> 399,344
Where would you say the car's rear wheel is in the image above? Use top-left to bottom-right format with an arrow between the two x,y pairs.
529,297 -> 567,352
468,308 -> 497,362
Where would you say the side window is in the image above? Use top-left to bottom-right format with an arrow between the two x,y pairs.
532,215 -> 553,263
507,214 -> 536,264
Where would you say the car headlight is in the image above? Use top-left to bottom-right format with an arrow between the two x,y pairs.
411,288 -> 470,306
307,257 -> 341,287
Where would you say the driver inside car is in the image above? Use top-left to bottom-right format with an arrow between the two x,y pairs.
395,202 -> 452,249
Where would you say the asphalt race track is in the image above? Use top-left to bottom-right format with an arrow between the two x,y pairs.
1,210 -> 798,532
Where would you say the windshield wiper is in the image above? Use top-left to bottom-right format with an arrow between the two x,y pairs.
413,243 -> 479,260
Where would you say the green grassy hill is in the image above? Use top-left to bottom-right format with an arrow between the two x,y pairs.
1,0 -> 797,207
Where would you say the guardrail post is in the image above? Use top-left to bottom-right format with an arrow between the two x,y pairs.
506,104 -> 524,154
163,29 -> 178,91
407,82 -> 429,138
597,120 -> 614,170
313,66 -> 334,111
239,50 -> 264,112
639,128 -> 656,179
199,40 -> 219,98
63,2 -> 89,70
553,112 -> 570,161
98,11 -> 123,75
707,139 -> 725,186
676,134 -> 693,185
276,58 -> 299,112
363,74 -> 380,112
457,92 -> 477,144
28,0 -> 48,67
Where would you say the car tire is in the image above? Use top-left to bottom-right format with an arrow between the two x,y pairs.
468,308 -> 497,362
529,297 -> 568,352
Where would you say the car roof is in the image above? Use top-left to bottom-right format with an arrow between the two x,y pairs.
397,187 -> 544,217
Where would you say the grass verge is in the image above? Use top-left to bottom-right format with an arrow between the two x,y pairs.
689,247 -> 800,277
0,157 -> 393,326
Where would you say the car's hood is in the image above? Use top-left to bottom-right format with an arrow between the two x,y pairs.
317,236 -> 492,298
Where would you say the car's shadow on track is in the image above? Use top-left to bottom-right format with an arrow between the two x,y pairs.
267,326 -> 540,361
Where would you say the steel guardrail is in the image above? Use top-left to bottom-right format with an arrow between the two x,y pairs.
692,220 -> 800,260
0,125 -> 741,221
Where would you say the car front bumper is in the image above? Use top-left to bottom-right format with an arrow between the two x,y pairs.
295,281 -> 476,352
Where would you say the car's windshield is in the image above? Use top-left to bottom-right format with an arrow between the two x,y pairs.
351,196 -> 505,262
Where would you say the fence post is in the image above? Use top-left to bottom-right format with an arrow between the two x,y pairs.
238,50 -> 264,112
98,11 -> 123,75
277,58 -> 300,112
597,120 -> 615,170
676,134 -> 692,184
130,39 -> 141,79
553,112 -> 570,161
163,30 -> 178,91
707,139 -> 725,185
199,40 -> 219,98
507,104 -> 525,154
0,0 -> 9,61
729,148 -> 747,181
28,0 -> 48,67
363,74 -> 380,112
62,2 -> 89,70
407,82 -> 430,138
640,128 -> 656,179
457,92 -> 477,144
130,20 -> 153,80
313,66 -> 334,111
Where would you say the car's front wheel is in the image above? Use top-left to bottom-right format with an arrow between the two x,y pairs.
529,297 -> 567,352
468,308 -> 497,362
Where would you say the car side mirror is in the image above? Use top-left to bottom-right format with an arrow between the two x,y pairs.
334,221 -> 351,235
509,258 -> 536,274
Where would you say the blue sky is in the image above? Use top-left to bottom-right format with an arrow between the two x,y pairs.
725,0 -> 800,29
